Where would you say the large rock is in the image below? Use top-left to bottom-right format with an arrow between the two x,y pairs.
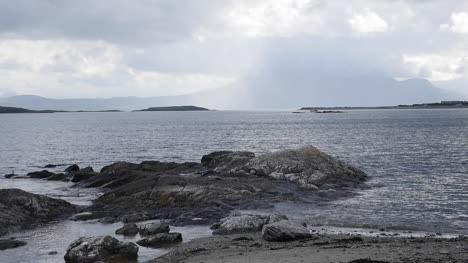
139,220 -> 170,236
65,164 -> 80,174
71,167 -> 98,182
201,151 -> 255,172
0,238 -> 27,250
262,220 -> 313,242
245,146 -> 367,189
115,223 -> 139,236
64,236 -> 138,263
211,214 -> 266,235
136,233 -> 182,248
27,170 -> 55,179
0,189 -> 76,236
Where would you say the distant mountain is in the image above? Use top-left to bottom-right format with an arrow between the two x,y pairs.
134,106 -> 210,112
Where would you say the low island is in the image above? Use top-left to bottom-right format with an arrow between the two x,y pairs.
0,106 -> 122,114
134,106 -> 210,112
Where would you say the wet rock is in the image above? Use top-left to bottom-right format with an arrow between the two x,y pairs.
71,167 -> 97,182
121,213 -> 150,223
48,251 -> 58,255
348,260 -> 390,263
65,164 -> 80,174
4,173 -> 15,179
27,170 -> 55,179
201,151 -> 255,172
46,173 -> 67,181
99,217 -> 118,224
0,238 -> 27,250
44,164 -> 58,168
0,189 -> 76,236
70,212 -> 95,221
115,223 -> 139,236
245,146 -> 368,189
211,214 -> 266,235
136,233 -> 182,248
262,220 -> 313,242
139,220 -> 170,236
64,236 -> 138,263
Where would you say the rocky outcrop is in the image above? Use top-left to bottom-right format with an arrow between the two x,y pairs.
115,223 -> 139,236
65,164 -> 80,174
0,189 -> 76,236
211,214 -> 289,235
70,166 -> 98,182
262,220 -> 313,242
64,236 -> 138,263
27,170 -> 55,179
136,233 -> 182,248
244,146 -> 367,189
201,151 -> 255,172
139,220 -> 170,236
0,238 -> 27,250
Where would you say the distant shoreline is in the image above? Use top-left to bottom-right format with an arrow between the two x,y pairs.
300,101 -> 468,111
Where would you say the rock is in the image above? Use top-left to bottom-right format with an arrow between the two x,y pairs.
136,233 -> 182,248
65,164 -> 80,174
48,251 -> 58,255
121,213 -> 150,223
115,223 -> 139,236
266,214 -> 289,224
4,173 -> 15,179
139,220 -> 170,236
201,151 -> 255,172
44,164 -> 58,168
262,220 -> 313,242
71,212 -> 96,221
64,236 -> 138,263
211,214 -> 267,235
71,167 -> 98,182
245,146 -> 368,188
0,189 -> 76,236
99,217 -> 118,224
0,238 -> 27,250
27,170 -> 55,179
46,173 -> 67,181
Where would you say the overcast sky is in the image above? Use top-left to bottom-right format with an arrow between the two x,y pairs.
0,0 -> 467,104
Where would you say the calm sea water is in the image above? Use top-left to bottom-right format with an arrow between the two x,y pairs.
0,110 -> 467,238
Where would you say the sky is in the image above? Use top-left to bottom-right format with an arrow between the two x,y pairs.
0,0 -> 467,107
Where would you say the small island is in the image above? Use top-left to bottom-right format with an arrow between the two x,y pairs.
0,106 -> 122,114
134,105 -> 210,112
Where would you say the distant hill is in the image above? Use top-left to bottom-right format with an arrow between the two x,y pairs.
134,106 -> 210,112
0,106 -> 56,113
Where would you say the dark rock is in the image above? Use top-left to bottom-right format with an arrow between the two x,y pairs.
71,167 -> 98,182
4,173 -> 15,179
348,260 -> 390,263
99,217 -> 118,224
46,173 -> 67,181
115,223 -> 139,236
64,236 -> 138,263
48,251 -> 58,255
121,213 -> 150,223
139,220 -> 170,236
201,151 -> 255,172
44,164 -> 58,168
65,164 -> 80,174
0,189 -> 76,236
0,238 -> 27,250
27,170 -> 55,179
70,212 -> 96,221
245,146 -> 368,189
211,214 -> 266,235
262,220 -> 313,242
136,233 -> 182,248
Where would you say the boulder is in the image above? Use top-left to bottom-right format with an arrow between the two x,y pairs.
120,213 -> 150,223
245,146 -> 368,189
46,173 -> 67,181
211,214 -> 266,235
0,189 -> 76,236
65,164 -> 80,174
201,151 -> 255,172
139,220 -> 170,236
115,223 -> 139,236
4,173 -> 15,179
0,238 -> 27,250
71,167 -> 98,183
44,164 -> 58,168
64,236 -> 138,263
27,170 -> 55,179
70,212 -> 96,221
136,233 -> 182,248
262,220 -> 313,242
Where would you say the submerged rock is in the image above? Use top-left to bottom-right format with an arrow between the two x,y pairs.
136,233 -> 182,248
65,164 -> 80,174
245,146 -> 367,189
262,220 -> 313,242
0,238 -> 27,250
64,236 -> 138,263
27,170 -> 55,179
0,189 -> 76,236
139,220 -> 170,236
71,166 -> 97,182
115,223 -> 139,236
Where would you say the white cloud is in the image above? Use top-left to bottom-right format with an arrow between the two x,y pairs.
348,9 -> 390,34
440,12 -> 468,34
403,52 -> 468,81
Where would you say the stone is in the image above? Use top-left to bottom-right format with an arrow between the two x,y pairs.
139,220 -> 170,236
4,173 -> 15,179
115,223 -> 139,236
70,212 -> 95,221
71,167 -> 98,183
64,236 -> 138,263
136,233 -> 182,248
46,173 -> 67,181
211,214 -> 267,235
65,164 -> 80,174
0,238 -> 27,250
201,151 -> 255,172
0,189 -> 76,236
121,213 -> 150,223
27,170 -> 55,179
262,220 -> 313,242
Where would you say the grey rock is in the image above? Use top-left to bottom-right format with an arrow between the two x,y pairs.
27,170 -> 55,179
70,212 -> 95,221
115,223 -> 139,236
136,232 -> 182,248
0,189 -> 76,236
4,173 -> 15,179
201,151 -> 255,172
0,238 -> 27,250
71,167 -> 97,183
120,213 -> 150,223
139,220 -> 170,236
246,146 -> 368,189
46,173 -> 67,181
211,214 -> 267,235
64,236 -> 138,263
262,220 -> 313,242
65,164 -> 80,174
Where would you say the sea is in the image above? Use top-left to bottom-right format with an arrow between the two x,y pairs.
0,109 -> 467,262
